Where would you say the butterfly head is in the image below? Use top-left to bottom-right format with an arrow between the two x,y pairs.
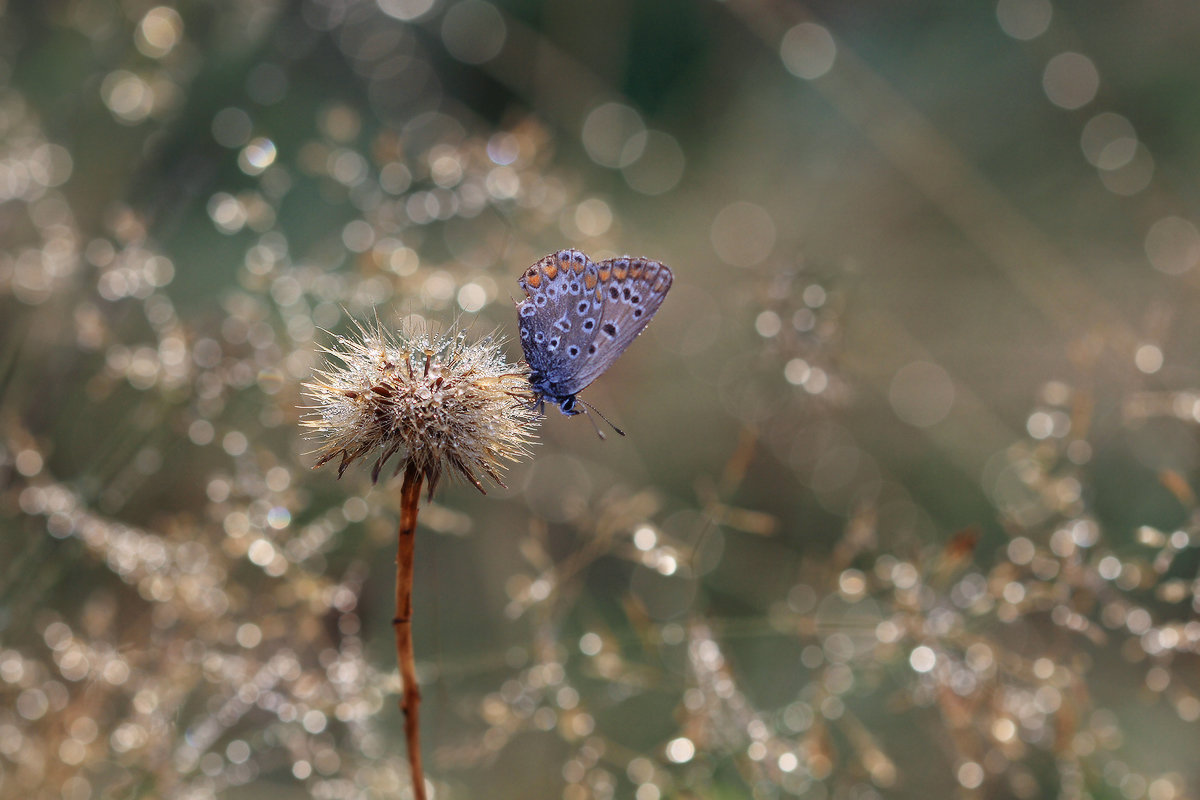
556,394 -> 583,416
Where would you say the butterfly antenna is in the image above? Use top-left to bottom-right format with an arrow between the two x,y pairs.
579,398 -> 626,438
581,408 -> 607,441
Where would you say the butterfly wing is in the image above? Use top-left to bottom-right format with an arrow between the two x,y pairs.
561,255 -> 673,393
516,249 -> 602,399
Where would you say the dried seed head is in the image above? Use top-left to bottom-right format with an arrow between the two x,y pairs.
302,319 -> 538,495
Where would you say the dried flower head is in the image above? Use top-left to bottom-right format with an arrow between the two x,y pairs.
302,319 -> 539,495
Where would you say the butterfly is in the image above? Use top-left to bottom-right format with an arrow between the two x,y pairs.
516,249 -> 673,435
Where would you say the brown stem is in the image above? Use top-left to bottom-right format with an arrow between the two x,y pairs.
394,462 -> 426,800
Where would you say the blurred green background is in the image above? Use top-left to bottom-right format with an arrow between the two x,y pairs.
3,0 -> 1200,798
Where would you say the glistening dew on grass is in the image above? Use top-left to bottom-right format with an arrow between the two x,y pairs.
301,318 -> 540,800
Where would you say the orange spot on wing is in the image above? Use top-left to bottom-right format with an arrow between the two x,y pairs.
584,273 -> 597,289
526,273 -> 542,288
629,262 -> 644,279
543,262 -> 558,280
597,266 -> 611,281
613,265 -> 628,281
571,259 -> 585,274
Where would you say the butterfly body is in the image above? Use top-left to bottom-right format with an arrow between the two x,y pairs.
517,249 -> 673,419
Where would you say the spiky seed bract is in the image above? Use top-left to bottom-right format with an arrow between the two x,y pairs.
302,318 -> 538,496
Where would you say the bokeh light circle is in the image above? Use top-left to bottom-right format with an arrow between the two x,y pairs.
889,361 -> 955,428
378,0 -> 437,21
779,23 -> 836,80
441,1 -> 506,65
621,131 -> 685,195
1042,52 -> 1099,110
581,103 -> 645,168
996,0 -> 1052,40
1145,216 -> 1200,275
710,201 -> 776,267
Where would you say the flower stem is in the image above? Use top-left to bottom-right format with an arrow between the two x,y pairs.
394,462 -> 426,800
